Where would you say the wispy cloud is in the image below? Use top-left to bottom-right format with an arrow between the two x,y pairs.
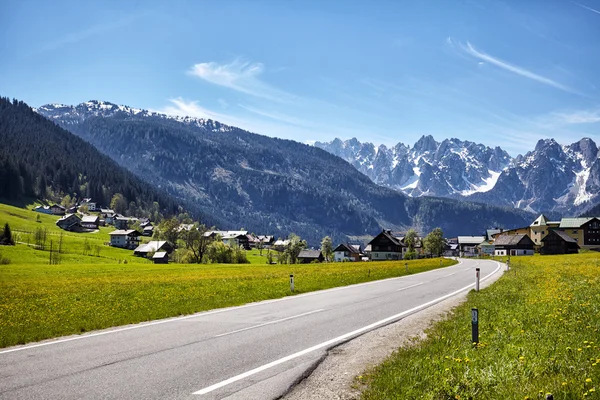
546,109 -> 600,125
188,60 -> 295,103
573,1 -> 600,15
32,13 -> 146,55
450,38 -> 577,94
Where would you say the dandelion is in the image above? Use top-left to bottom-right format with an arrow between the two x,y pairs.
562,382 -> 568,386
586,378 -> 592,383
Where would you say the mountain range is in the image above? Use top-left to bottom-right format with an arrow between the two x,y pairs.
315,136 -> 599,215
35,100 -> 535,245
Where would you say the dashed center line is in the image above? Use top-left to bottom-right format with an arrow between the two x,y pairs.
395,282 -> 423,292
214,309 -> 325,338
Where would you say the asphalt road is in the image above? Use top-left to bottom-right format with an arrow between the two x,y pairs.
0,258 -> 502,400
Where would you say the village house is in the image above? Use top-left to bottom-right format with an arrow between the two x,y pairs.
114,216 -> 138,230
49,204 -> 66,215
297,249 -> 324,263
368,230 -> 405,261
34,205 -> 53,215
134,241 -> 174,258
493,234 -> 535,256
557,217 -> 600,249
142,225 -> 154,237
333,243 -> 362,262
491,226 -> 530,240
529,214 -> 560,248
80,215 -> 99,230
152,251 -> 169,264
56,213 -> 81,231
540,230 -> 580,255
477,240 -> 495,256
79,198 -> 97,211
272,239 -> 290,251
457,236 -> 485,257
109,229 -> 142,249
203,230 -> 250,249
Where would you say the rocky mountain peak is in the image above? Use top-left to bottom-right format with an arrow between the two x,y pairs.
413,134 -> 438,153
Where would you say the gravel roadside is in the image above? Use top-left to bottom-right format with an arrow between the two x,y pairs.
282,262 -> 505,400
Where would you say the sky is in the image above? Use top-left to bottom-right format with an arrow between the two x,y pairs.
1,0 -> 600,156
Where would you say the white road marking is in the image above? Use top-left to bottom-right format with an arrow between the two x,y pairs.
0,258 -> 466,355
395,282 -> 423,292
443,272 -> 457,277
193,262 -> 502,395
215,309 -> 325,338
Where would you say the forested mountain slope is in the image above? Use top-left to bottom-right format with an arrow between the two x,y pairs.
36,100 -> 535,244
0,98 -> 181,220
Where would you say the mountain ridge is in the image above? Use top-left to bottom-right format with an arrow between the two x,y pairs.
315,136 -> 599,215
35,100 -> 535,245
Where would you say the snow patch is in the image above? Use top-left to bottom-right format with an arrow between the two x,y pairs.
461,170 -> 501,196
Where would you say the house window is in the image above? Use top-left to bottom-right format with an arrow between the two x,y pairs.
573,230 -> 578,234
541,231 -> 545,234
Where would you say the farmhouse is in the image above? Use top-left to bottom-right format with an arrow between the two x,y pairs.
109,229 -> 142,249
333,243 -> 362,262
368,230 -> 405,261
49,204 -> 66,215
114,216 -> 138,230
142,225 -> 154,237
557,217 -> 600,249
134,241 -> 174,257
530,214 -> 560,247
272,239 -> 290,251
477,240 -> 495,256
79,198 -> 97,211
457,236 -> 485,257
540,230 -> 579,255
493,234 -> 535,256
297,249 -> 324,263
56,213 -> 81,231
152,251 -> 169,264
80,215 -> 99,230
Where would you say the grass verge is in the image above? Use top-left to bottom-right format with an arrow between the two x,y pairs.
359,253 -> 600,400
0,257 -> 455,348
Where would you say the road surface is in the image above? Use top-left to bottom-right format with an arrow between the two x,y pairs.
0,258 -> 502,399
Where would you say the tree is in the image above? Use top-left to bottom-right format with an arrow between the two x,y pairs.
256,237 -> 264,256
182,224 -> 211,263
404,229 -> 417,253
284,233 -> 307,264
0,223 -> 14,245
321,236 -> 333,262
423,228 -> 445,257
61,194 -> 72,209
110,193 -> 128,215
78,204 -> 89,214
157,217 -> 180,247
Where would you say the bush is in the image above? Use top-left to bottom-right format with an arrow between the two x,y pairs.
0,252 -> 10,264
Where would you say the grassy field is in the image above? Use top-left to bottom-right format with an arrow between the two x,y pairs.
0,202 -> 456,348
359,253 -> 600,400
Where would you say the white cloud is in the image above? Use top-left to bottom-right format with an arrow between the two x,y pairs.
573,1 -> 600,15
188,59 -> 294,103
453,40 -> 577,94
545,109 -> 600,125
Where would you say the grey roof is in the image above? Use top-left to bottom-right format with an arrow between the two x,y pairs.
543,230 -> 578,244
298,249 -> 322,259
57,213 -> 80,221
368,230 -> 404,247
559,218 -> 593,229
152,251 -> 168,259
530,214 -> 549,227
81,215 -> 99,223
494,234 -> 531,246
109,229 -> 139,236
457,236 -> 485,245
334,243 -> 361,254
486,229 -> 502,239
134,241 -> 168,253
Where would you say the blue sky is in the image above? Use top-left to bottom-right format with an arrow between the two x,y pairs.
1,0 -> 600,155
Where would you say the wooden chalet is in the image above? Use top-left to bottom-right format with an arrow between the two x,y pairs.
56,213 -> 81,231
297,249 -> 324,263
152,251 -> 169,264
333,243 -> 362,262
368,230 -> 405,261
134,241 -> 174,258
493,234 -> 534,256
80,215 -> 100,230
540,230 -> 580,255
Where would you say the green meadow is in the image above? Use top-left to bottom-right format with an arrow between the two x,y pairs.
0,202 -> 455,348
360,253 -> 600,400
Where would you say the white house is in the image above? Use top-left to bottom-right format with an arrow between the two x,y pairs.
109,230 -> 141,249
